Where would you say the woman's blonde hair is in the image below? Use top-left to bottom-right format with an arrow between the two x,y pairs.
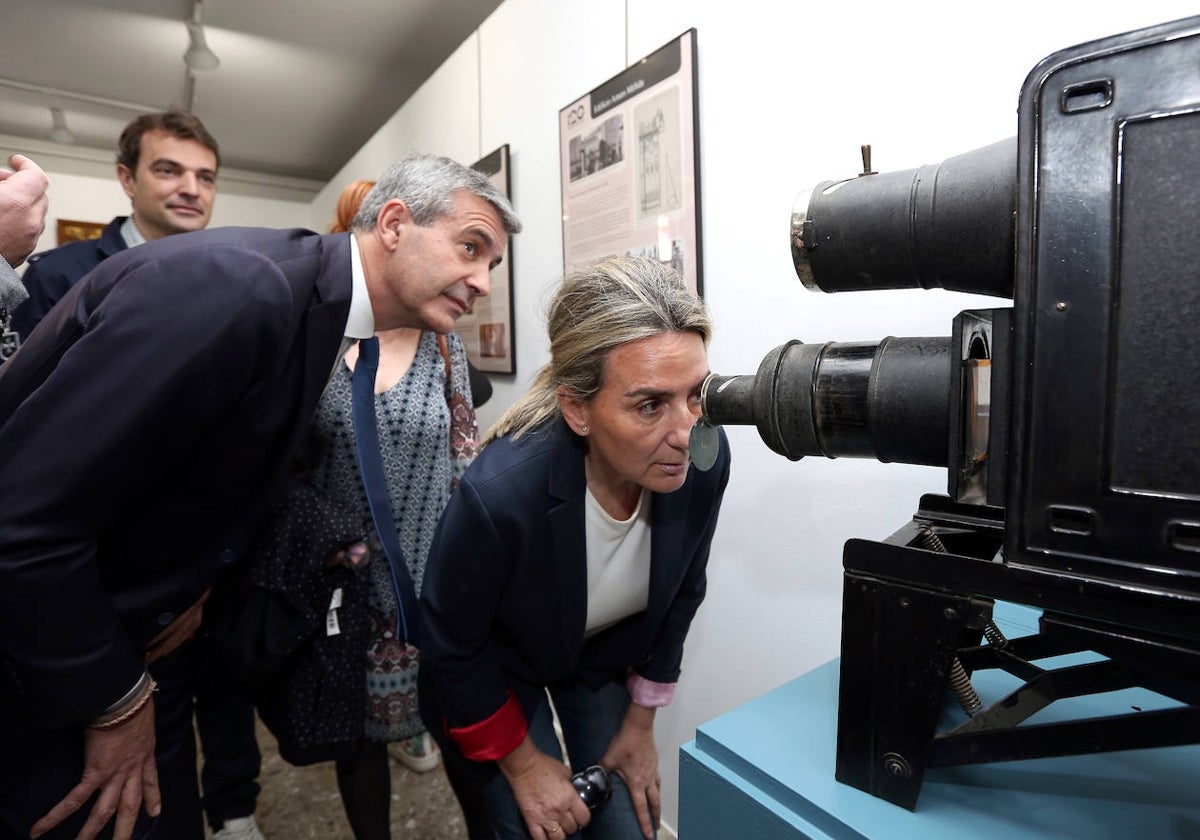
485,255 -> 711,445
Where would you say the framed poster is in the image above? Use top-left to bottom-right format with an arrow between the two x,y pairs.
57,218 -> 106,246
559,29 -> 703,294
464,144 -> 515,374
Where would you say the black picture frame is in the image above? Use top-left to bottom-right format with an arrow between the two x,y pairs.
465,144 -> 516,374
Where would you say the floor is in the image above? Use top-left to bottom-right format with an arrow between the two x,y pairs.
211,718 -> 470,840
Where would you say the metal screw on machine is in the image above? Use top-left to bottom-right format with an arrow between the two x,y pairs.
882,753 -> 912,779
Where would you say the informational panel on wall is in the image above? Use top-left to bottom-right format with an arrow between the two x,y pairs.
559,29 -> 703,294
464,144 -> 515,374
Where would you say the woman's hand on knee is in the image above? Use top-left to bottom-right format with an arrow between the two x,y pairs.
601,702 -> 661,839
498,736 -> 591,839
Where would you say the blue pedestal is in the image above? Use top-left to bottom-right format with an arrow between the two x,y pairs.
679,604 -> 1200,839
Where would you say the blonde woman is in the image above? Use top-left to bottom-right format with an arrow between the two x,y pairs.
420,256 -> 731,840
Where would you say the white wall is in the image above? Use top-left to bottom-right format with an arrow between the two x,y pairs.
310,34 -> 485,236
338,2 -> 1193,833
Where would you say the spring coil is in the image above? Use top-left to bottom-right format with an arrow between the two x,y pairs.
983,620 -> 1009,649
918,527 -> 947,553
948,657 -> 983,715
918,525 -> 983,715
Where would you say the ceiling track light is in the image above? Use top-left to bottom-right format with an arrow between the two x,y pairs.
48,105 -> 75,144
184,1 -> 220,72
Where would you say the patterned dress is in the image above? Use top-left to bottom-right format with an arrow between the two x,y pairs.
308,330 -> 475,742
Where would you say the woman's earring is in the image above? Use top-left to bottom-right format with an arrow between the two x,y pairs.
581,425 -> 590,435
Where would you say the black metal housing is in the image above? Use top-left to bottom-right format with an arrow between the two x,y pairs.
703,336 -> 951,466
792,139 -> 1016,298
700,14 -> 1200,810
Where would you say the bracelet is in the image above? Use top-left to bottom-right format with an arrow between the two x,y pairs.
90,677 -> 158,731
98,670 -> 151,717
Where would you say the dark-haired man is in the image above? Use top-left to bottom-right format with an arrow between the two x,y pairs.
10,109 -> 219,339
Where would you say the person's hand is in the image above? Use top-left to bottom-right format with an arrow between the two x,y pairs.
498,737 -> 591,840
600,703 -> 661,839
327,540 -> 368,569
0,154 -> 49,268
143,588 -> 210,664
29,697 -> 161,840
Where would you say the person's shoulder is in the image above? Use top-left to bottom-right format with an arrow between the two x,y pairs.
465,423 -> 563,489
455,434 -> 558,523
24,227 -> 116,278
108,228 -> 329,290
140,226 -> 324,260
87,228 -> 326,313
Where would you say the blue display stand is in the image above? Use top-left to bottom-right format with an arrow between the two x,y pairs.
679,603 -> 1200,839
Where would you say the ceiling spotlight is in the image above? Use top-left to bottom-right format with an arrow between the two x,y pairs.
48,106 -> 75,144
184,2 -> 220,71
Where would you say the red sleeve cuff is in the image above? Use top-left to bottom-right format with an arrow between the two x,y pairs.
447,692 -> 528,761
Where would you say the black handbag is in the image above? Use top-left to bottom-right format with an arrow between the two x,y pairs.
207,480 -> 371,764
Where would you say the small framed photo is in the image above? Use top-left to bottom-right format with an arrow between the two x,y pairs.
464,145 -> 516,374
56,219 -> 106,246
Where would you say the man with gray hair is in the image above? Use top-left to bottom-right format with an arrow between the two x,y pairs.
0,153 -> 519,840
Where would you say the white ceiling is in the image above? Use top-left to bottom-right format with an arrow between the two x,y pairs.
0,0 -> 504,183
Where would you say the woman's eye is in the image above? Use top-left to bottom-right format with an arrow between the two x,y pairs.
464,241 -> 477,255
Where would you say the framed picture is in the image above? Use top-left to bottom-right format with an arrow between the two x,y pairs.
463,144 -> 515,374
57,218 -> 106,246
559,29 -> 703,295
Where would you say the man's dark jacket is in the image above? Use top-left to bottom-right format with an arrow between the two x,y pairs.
11,215 -> 128,339
0,226 -> 353,835
0,225 -> 353,722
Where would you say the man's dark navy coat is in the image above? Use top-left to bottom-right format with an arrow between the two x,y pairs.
0,225 -> 353,835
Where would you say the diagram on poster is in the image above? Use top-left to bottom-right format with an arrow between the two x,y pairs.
559,30 -> 702,294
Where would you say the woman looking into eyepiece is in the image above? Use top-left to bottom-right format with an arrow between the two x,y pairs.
419,255 -> 731,839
